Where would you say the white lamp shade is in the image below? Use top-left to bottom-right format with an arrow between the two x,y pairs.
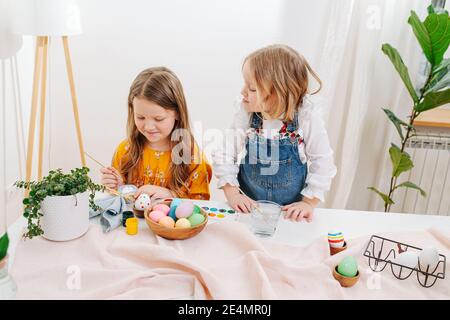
0,0 -> 23,59
13,0 -> 82,36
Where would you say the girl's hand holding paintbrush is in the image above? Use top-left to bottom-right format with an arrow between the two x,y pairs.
84,152 -> 124,190
100,166 -> 124,190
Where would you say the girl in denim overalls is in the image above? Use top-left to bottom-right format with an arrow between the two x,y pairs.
213,45 -> 337,222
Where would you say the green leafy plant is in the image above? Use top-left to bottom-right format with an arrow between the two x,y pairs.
369,6 -> 450,212
0,232 -> 9,261
14,167 -> 105,239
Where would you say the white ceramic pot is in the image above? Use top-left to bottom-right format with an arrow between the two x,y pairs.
41,191 -> 90,241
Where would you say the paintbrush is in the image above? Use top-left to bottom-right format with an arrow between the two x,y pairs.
84,152 -> 135,202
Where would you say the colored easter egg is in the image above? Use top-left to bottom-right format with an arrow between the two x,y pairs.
176,201 -> 195,219
188,213 -> 205,227
328,231 -> 343,237
168,199 -> 181,220
170,198 -> 182,208
175,218 -> 191,229
149,210 -> 166,223
193,205 -> 201,215
152,204 -> 170,215
134,193 -> 151,211
328,233 -> 343,240
159,216 -> 175,228
329,240 -> 345,248
328,231 -> 345,248
337,256 -> 358,277
168,206 -> 177,220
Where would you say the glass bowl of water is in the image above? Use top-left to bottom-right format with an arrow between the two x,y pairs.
250,200 -> 282,238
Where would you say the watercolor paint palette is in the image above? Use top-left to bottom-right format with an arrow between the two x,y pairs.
159,198 -> 239,222
200,206 -> 238,221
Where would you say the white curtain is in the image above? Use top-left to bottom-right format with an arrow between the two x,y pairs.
314,0 -> 429,211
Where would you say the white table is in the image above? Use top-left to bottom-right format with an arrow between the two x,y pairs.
7,199 -> 450,268
197,200 -> 450,244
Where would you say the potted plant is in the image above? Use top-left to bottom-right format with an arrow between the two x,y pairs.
369,6 -> 450,212
15,167 -> 104,241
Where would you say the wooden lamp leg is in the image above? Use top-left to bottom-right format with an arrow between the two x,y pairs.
25,36 -> 44,186
37,36 -> 48,181
62,36 -> 86,167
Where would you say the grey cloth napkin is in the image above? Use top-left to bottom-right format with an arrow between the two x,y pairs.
89,195 -> 127,232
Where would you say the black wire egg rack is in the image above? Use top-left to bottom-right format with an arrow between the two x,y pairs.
363,235 -> 446,288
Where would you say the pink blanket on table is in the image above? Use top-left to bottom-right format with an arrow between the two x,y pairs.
10,221 -> 450,299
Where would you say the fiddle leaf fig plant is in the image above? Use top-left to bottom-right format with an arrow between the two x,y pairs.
369,6 -> 450,212
0,232 -> 9,261
14,167 -> 105,239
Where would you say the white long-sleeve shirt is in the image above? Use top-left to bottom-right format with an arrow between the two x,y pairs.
212,95 -> 337,202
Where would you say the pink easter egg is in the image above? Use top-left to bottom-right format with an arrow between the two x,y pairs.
152,204 -> 170,215
149,210 -> 166,223
175,201 -> 194,219
159,216 -> 175,228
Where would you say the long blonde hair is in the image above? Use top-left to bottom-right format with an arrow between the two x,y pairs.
244,44 -> 322,122
121,67 -> 199,197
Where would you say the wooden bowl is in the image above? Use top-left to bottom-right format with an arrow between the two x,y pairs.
332,265 -> 360,288
330,241 -> 347,256
144,200 -> 208,240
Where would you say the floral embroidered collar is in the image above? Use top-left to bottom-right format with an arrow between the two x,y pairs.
247,122 -> 304,144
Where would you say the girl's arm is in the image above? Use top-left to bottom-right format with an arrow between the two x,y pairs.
299,99 -> 337,203
302,196 -> 320,207
212,103 -> 250,189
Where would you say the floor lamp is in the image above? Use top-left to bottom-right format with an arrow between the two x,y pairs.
1,0 -> 25,239
14,0 -> 86,182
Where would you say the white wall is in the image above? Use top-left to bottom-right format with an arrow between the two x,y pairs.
32,0 -> 330,202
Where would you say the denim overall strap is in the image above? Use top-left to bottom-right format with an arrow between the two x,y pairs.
286,112 -> 299,132
250,112 -> 263,129
238,111 -> 307,206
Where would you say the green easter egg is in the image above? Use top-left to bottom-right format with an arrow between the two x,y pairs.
188,213 -> 205,227
193,205 -> 201,215
337,256 -> 358,277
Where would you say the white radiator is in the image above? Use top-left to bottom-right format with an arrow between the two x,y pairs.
391,133 -> 450,215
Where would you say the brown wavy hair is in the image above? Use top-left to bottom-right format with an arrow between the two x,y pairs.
120,67 -> 200,197
244,44 -> 322,122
